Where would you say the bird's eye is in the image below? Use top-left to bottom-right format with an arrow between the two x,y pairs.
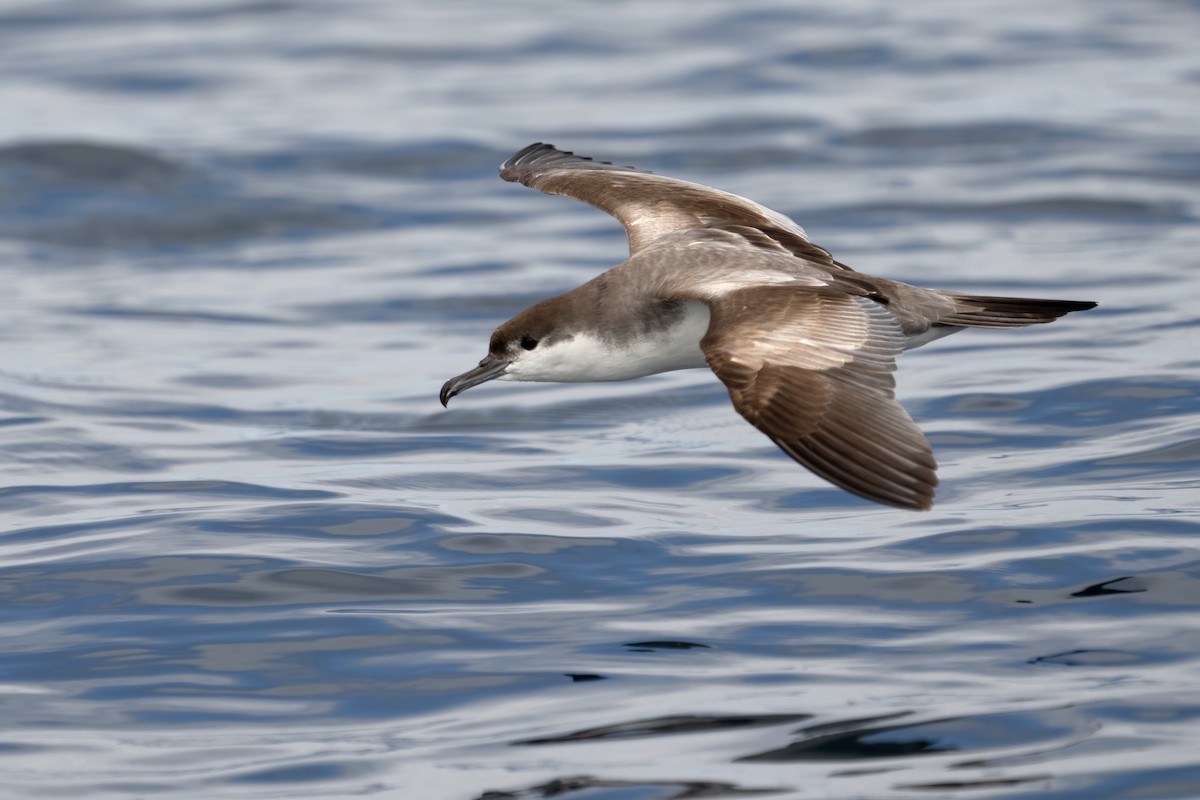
520,336 -> 539,351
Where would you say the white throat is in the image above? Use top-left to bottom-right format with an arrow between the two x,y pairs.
501,301 -> 711,382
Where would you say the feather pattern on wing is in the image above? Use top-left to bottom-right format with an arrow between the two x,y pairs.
696,288 -> 938,510
500,143 -> 849,270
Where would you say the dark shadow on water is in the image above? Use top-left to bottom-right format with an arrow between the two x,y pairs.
565,673 -> 607,682
894,775 -> 1052,793
741,730 -> 952,761
1071,577 -> 1147,597
1031,650 -> 1146,667
516,714 -> 808,745
624,641 -> 712,652
475,775 -> 786,800
738,707 -> 1085,762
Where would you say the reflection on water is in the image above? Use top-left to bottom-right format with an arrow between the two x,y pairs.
1,0 -> 1199,798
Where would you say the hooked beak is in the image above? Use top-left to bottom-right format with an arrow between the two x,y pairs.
439,355 -> 510,407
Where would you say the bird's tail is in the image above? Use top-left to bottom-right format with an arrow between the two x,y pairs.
940,293 -> 1097,328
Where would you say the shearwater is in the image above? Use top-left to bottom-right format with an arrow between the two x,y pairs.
440,143 -> 1096,510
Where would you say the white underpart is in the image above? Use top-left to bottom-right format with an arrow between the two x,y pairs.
501,301 -> 712,382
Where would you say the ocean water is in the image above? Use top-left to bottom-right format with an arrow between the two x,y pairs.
1,1 -> 1198,798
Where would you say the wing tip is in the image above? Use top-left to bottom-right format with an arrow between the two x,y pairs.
499,142 -> 587,181
499,142 -> 557,180
498,143 -> 643,182
881,488 -> 936,511
827,460 -> 938,511
834,465 -> 937,511
769,431 -> 939,511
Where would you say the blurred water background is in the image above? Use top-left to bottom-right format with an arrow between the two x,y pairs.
1,1 -> 1198,798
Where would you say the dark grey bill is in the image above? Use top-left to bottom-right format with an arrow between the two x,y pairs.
439,355 -> 510,407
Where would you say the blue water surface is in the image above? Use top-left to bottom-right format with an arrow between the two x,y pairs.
0,1 -> 1198,798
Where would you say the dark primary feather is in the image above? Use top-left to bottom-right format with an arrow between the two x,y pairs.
500,142 -> 646,179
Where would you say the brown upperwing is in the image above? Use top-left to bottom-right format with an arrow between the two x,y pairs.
695,286 -> 938,510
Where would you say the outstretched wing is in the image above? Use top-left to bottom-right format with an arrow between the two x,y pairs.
500,143 -> 847,269
697,286 -> 938,510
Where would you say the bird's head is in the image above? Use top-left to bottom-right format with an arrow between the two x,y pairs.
439,298 -> 576,406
